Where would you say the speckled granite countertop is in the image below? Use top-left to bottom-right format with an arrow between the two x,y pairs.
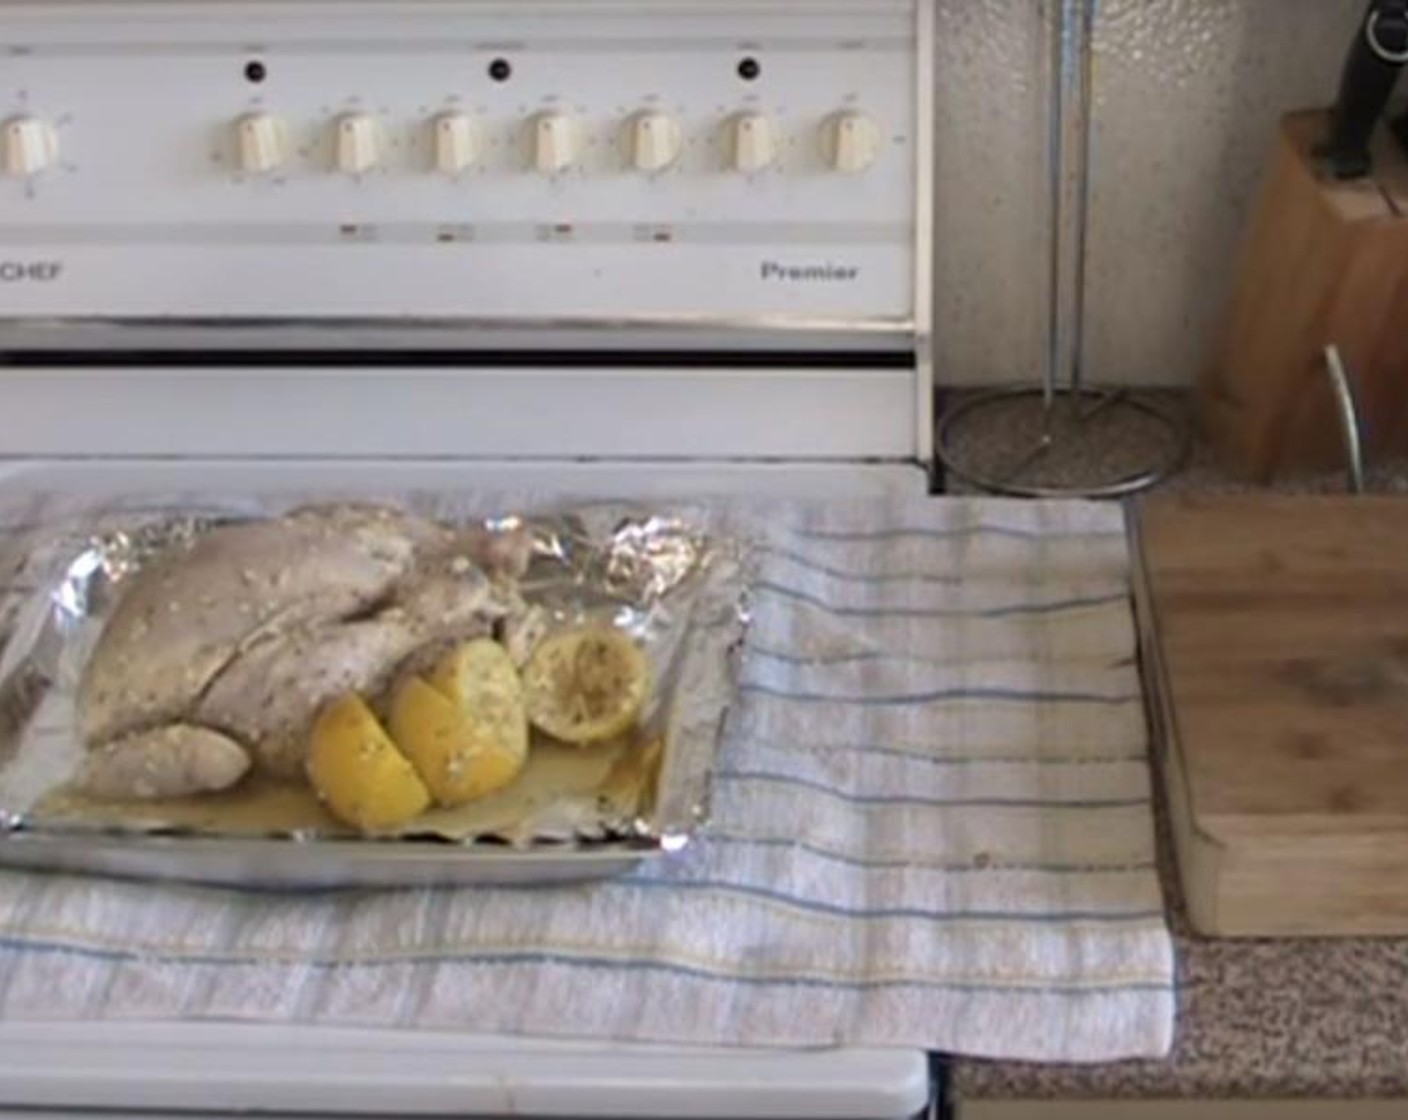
948,782 -> 1408,1100
945,396 -> 1408,1100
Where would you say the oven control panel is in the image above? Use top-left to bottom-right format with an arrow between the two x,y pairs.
0,0 -> 926,328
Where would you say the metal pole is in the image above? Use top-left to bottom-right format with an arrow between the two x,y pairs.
934,0 -> 1189,498
1047,0 -> 1094,411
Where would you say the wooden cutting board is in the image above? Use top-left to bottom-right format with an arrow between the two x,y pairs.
1134,494 -> 1408,937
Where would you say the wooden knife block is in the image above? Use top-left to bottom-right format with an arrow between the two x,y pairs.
1202,111 -> 1408,480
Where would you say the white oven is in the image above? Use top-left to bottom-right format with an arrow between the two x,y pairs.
0,1 -> 938,1115
0,0 -> 934,498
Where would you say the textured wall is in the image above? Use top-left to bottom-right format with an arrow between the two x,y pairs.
936,0 -> 1368,388
932,0 -> 1052,390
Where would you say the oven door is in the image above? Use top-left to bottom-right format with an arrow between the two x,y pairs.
0,1023 -> 937,1120
0,358 -> 933,496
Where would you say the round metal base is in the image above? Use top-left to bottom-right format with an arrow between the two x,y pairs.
936,386 -> 1191,499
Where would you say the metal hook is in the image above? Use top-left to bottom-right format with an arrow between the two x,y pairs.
1367,9 -> 1408,66
1324,344 -> 1366,494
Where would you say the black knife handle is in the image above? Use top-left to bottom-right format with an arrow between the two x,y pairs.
1324,0 -> 1408,179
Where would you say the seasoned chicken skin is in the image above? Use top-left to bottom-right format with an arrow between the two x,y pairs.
77,725 -> 252,801
75,505 -> 529,800
194,615 -> 428,780
79,505 -> 437,746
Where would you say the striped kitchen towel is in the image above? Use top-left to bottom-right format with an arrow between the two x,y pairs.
0,495 -> 1175,1061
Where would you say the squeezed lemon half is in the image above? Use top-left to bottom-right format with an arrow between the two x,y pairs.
522,623 -> 651,745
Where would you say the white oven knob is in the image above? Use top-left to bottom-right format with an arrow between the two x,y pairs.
433,112 -> 478,174
728,112 -> 775,173
334,113 -> 382,175
627,111 -> 681,172
2,116 -> 58,178
532,112 -> 578,174
821,111 -> 879,173
234,113 -> 288,175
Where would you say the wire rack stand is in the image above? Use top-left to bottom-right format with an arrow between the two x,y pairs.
936,0 -> 1190,498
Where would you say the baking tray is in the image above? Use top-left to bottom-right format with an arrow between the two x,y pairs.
0,495 -> 751,888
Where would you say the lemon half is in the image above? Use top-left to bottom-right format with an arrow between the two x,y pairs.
522,624 -> 651,745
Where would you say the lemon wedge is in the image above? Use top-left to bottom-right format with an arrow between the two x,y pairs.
390,640 -> 529,807
306,693 -> 430,833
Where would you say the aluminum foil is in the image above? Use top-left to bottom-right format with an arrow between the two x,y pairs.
0,499 -> 752,881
